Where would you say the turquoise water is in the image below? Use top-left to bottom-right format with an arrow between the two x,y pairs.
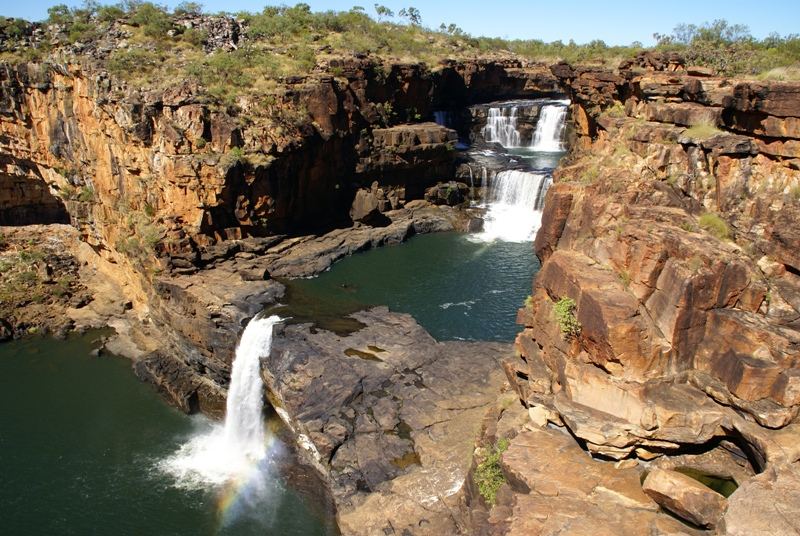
0,333 -> 334,536
277,232 -> 539,341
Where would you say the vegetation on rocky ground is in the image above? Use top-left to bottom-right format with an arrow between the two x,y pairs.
698,212 -> 730,241
653,20 -> 800,77
0,4 -> 797,101
554,297 -> 581,338
0,236 -> 84,330
683,122 -> 722,140
474,437 -> 510,506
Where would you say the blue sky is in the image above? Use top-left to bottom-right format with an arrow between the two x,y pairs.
4,0 -> 799,46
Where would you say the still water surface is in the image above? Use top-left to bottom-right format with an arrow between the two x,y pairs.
0,333 -> 332,536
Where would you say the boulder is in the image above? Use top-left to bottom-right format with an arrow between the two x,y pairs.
642,468 -> 726,528
492,428 -> 701,536
424,181 -> 469,206
725,82 -> 800,119
349,187 -> 381,223
723,464 -> 800,536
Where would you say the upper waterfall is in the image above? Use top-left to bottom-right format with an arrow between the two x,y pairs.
482,106 -> 522,148
530,101 -> 570,152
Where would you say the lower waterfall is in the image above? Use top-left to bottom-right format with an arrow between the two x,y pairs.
476,170 -> 552,242
160,315 -> 282,487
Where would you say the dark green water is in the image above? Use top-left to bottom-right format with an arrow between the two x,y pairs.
277,232 -> 539,341
0,333 -> 331,536
674,467 -> 739,498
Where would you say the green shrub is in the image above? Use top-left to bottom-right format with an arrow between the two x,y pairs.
107,48 -> 163,79
46,4 -> 72,25
67,19 -> 98,43
684,122 -> 722,140
288,44 -> 316,71
618,269 -> 631,288
474,438 -> 510,506
0,16 -> 30,39
604,101 -> 626,118
524,295 -> 533,308
184,48 -> 277,103
654,20 -> 800,76
554,297 -> 581,338
174,1 -> 203,16
180,27 -> 207,48
130,3 -> 172,38
97,5 -> 126,23
78,185 -> 95,202
698,212 -> 730,240
223,147 -> 246,167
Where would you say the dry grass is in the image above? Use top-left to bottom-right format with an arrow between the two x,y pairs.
757,66 -> 800,81
684,121 -> 723,140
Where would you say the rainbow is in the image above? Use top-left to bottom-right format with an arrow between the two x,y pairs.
215,433 -> 282,529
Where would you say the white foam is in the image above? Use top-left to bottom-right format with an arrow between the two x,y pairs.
158,316 -> 282,489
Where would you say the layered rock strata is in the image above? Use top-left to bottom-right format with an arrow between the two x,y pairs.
0,57 -> 555,418
502,58 -> 800,534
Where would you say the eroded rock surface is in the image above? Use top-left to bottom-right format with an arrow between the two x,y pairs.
266,308 -> 510,535
642,468 -> 726,528
722,463 -> 800,536
494,58 -> 800,536
506,60 -> 800,462
475,427 -> 702,536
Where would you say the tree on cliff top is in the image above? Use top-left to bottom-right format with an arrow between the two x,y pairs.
654,19 -> 800,76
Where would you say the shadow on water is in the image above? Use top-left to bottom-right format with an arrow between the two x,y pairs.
267,278 -> 369,336
673,467 -> 739,498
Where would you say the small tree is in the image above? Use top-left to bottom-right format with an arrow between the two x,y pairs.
374,3 -> 394,21
398,6 -> 421,26
47,4 -> 72,25
174,2 -> 203,16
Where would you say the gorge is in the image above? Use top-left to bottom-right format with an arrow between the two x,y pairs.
1,5 -> 800,536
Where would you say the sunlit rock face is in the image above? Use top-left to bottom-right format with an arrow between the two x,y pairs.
506,55 -> 800,479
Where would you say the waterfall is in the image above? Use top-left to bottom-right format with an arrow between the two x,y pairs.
159,315 -> 282,487
433,110 -> 451,127
530,102 -> 569,152
476,170 -> 552,242
222,315 -> 280,459
482,106 -> 522,148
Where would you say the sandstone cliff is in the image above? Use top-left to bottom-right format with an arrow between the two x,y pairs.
499,55 -> 800,534
4,46 -> 800,533
0,56 -> 557,416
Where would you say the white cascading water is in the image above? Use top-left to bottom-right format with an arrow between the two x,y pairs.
473,99 -> 567,242
482,106 -> 521,148
477,171 -> 552,242
159,315 -> 282,487
433,110 -> 451,127
530,102 -> 569,152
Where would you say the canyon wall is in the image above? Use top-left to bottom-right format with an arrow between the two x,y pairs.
0,57 -> 558,414
506,56 -> 800,486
